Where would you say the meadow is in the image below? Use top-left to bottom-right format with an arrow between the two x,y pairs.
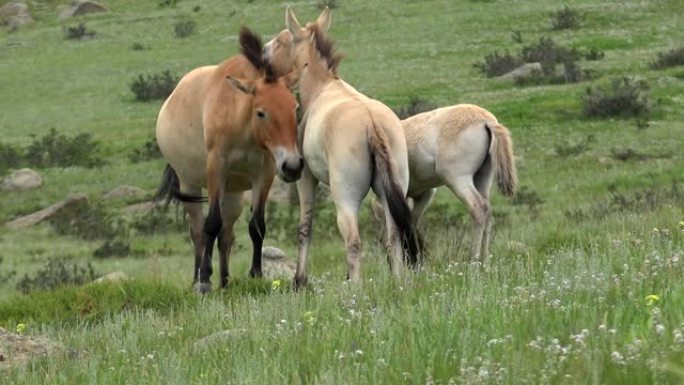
1,0 -> 683,383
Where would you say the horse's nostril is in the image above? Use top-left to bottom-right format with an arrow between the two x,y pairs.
298,158 -> 304,169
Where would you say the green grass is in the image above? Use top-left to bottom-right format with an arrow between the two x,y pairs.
1,0 -> 684,383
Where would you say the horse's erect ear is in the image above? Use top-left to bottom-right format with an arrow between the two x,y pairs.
285,6 -> 302,36
226,76 -> 254,95
317,6 -> 331,32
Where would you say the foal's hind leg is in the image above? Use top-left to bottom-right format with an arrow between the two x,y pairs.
179,184 -> 204,284
410,188 -> 436,256
332,172 -> 369,283
474,157 -> 495,259
294,167 -> 318,289
217,193 -> 243,288
444,176 -> 489,260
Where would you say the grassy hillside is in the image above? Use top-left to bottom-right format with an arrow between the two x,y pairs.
1,0 -> 683,383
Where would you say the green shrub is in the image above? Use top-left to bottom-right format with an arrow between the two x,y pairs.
64,23 -> 96,40
0,256 -> 17,285
318,0 -> 338,9
582,77 -> 651,120
130,70 -> 178,102
24,128 -> 105,168
0,142 -> 22,175
650,47 -> 684,70
174,20 -> 196,38
129,136 -> 162,162
93,240 -> 131,259
393,96 -> 438,119
16,258 -> 97,294
551,5 -> 581,30
554,135 -> 594,157
159,0 -> 178,7
511,186 -> 544,220
49,200 -> 126,241
520,37 -> 580,76
584,48 -> 605,61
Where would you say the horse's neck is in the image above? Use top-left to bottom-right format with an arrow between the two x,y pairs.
300,77 -> 361,110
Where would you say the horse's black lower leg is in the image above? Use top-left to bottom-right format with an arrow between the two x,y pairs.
197,200 -> 222,291
217,231 -> 230,288
248,207 -> 265,278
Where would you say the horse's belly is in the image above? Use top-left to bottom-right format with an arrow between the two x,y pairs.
407,145 -> 441,197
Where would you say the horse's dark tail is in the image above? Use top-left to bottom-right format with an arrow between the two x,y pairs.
368,125 -> 420,267
154,164 -> 207,206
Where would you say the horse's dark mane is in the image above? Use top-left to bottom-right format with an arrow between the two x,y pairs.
239,26 -> 277,83
308,24 -> 343,75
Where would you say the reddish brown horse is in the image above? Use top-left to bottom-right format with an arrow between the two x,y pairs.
155,27 -> 302,293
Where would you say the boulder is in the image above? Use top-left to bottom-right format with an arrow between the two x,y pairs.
1,168 -> 43,192
496,62 -> 543,82
123,201 -> 160,215
0,327 -> 64,371
102,185 -> 147,200
6,194 -> 88,229
0,2 -> 33,28
262,246 -> 296,280
92,271 -> 130,284
58,1 -> 108,20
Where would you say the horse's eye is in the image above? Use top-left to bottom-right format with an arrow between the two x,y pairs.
256,110 -> 267,119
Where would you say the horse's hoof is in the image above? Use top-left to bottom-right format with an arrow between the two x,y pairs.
292,276 -> 307,291
193,282 -> 212,294
249,269 -> 263,278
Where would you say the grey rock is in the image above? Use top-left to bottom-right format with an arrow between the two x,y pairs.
262,246 -> 296,280
0,2 -> 33,28
497,62 -> 543,81
0,327 -> 64,371
6,194 -> 87,229
58,1 -> 108,20
102,185 -> 147,200
1,168 -> 43,192
192,329 -> 246,351
92,272 -> 130,284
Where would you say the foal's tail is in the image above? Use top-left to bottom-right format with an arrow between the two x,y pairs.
154,164 -> 207,206
368,124 -> 420,267
486,122 -> 517,197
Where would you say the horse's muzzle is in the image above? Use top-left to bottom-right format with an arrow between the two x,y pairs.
279,157 -> 304,183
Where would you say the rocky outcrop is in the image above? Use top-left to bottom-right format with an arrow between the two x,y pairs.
1,168 -> 42,192
0,2 -> 33,30
58,1 -> 108,20
262,246 -> 296,280
6,194 -> 87,229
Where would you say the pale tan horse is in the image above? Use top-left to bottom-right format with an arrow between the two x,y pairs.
264,8 -> 418,287
388,104 -> 517,259
155,27 -> 302,293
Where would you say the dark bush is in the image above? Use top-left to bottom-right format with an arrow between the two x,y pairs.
0,256 -> 17,285
129,136 -> 162,162
650,47 -> 684,70
511,186 -> 544,220
0,142 -> 23,175
474,51 -> 523,77
174,20 -> 196,38
551,5 -> 581,30
130,207 -> 185,235
130,70 -> 178,102
24,128 -> 105,168
582,77 -> 651,120
565,181 -> 684,222
64,23 -> 96,40
159,0 -> 178,7
554,135 -> 594,157
16,259 -> 97,294
393,96 -> 438,119
318,0 -> 338,8
93,240 -> 130,259
130,42 -> 148,51
585,48 -> 605,61
49,200 -> 125,241
520,37 -> 580,75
